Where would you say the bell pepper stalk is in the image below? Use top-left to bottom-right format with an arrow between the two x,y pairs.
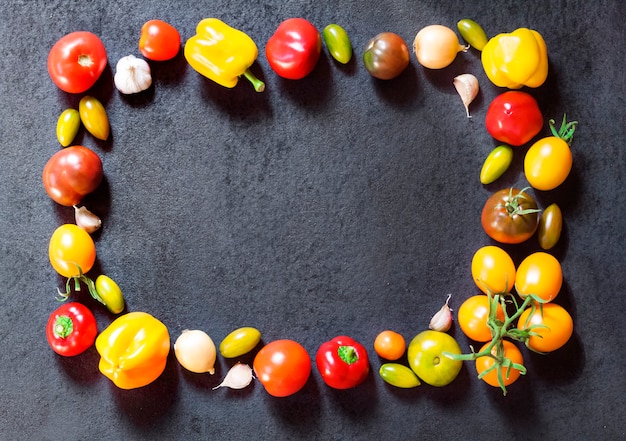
265,18 -> 322,80
316,336 -> 370,389
481,28 -> 548,89
95,311 -> 171,389
184,18 -> 265,92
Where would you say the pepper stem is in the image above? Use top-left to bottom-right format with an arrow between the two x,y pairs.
338,345 -> 359,365
53,315 -> 74,339
242,68 -> 265,92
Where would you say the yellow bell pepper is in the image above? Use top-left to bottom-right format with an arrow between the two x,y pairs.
95,311 -> 170,390
481,28 -> 548,89
184,18 -> 265,92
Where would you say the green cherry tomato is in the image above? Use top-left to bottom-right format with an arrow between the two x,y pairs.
95,275 -> 125,314
79,95 -> 109,141
219,327 -> 262,358
322,24 -> 352,64
379,363 -> 421,388
407,330 -> 462,387
480,145 -> 514,184
457,19 -> 488,51
56,108 -> 81,147
538,203 -> 563,250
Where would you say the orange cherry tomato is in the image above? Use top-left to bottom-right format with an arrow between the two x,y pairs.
515,252 -> 563,302
518,303 -> 573,352
48,224 -> 96,278
458,295 -> 505,342
374,330 -> 406,360
471,245 -> 516,294
475,340 -> 524,388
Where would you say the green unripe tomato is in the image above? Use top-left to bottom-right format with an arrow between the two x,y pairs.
322,24 -> 352,64
379,363 -> 421,388
407,330 -> 462,387
457,19 -> 488,51
538,203 -> 563,250
56,108 -> 81,147
219,327 -> 262,358
95,275 -> 125,314
480,145 -> 514,184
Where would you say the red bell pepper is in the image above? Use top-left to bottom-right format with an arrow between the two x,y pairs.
265,18 -> 322,80
46,302 -> 98,357
316,336 -> 370,389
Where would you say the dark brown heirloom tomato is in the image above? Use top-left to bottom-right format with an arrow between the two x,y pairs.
481,188 -> 540,244
363,32 -> 410,80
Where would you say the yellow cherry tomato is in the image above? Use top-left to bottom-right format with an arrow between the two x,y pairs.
515,252 -> 562,302
457,19 -> 488,51
219,327 -> 262,358
518,303 -> 573,352
95,275 -> 125,314
48,224 -> 96,278
56,108 -> 81,147
471,245 -> 516,295
79,95 -> 109,141
480,145 -> 514,184
379,363 -> 421,388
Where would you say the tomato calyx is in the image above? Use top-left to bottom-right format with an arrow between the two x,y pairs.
77,54 -> 94,68
497,187 -> 541,218
56,264 -> 106,308
549,114 -> 578,145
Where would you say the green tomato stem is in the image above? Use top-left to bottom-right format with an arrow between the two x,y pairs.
549,114 -> 578,145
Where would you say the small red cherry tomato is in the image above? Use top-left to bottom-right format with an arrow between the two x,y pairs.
47,31 -> 108,94
139,19 -> 181,61
316,336 -> 370,389
46,302 -> 98,356
485,91 -> 543,146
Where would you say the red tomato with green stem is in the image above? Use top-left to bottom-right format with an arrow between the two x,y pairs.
46,302 -> 98,356
485,91 -> 543,146
316,336 -> 369,389
42,145 -> 103,207
253,339 -> 311,397
481,187 -> 541,244
139,19 -> 181,61
48,31 -> 108,94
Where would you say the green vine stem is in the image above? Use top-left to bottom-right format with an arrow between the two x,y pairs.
550,114 -> 578,145
496,187 -> 542,218
444,288 -> 550,395
55,264 -> 106,306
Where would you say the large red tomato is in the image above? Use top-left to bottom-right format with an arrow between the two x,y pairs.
485,91 -> 543,146
253,339 -> 311,397
48,31 -> 108,93
42,146 -> 103,206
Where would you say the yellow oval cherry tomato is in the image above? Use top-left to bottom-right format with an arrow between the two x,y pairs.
95,275 -> 125,314
379,363 -> 421,388
48,224 -> 96,278
538,203 -> 563,250
79,95 -> 109,141
471,245 -> 516,294
56,108 -> 81,147
480,145 -> 514,184
515,252 -> 562,302
219,327 -> 262,358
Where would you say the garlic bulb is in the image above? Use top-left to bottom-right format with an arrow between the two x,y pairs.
114,55 -> 152,94
429,294 -> 453,332
453,74 -> 479,118
74,205 -> 102,233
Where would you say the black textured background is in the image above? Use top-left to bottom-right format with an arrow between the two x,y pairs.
1,1 -> 625,440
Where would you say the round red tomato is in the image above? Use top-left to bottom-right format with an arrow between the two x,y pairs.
48,31 -> 108,94
481,188 -> 540,244
42,146 -> 103,206
485,91 -> 543,146
253,339 -> 311,397
139,19 -> 181,61
46,302 -> 98,356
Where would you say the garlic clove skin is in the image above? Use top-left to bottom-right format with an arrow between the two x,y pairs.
429,294 -> 453,332
74,205 -> 102,233
114,55 -> 152,94
453,74 -> 479,118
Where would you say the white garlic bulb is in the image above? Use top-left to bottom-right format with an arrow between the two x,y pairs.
114,55 -> 152,94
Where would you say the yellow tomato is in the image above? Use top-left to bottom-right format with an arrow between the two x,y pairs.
518,303 -> 573,352
48,224 -> 96,278
471,246 -> 516,294
524,136 -> 572,190
79,95 -> 109,141
56,108 -> 80,147
515,252 -> 562,302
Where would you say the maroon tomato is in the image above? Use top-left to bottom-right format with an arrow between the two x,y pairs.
42,145 -> 104,206
139,19 -> 181,61
48,31 -> 108,94
485,91 -> 543,146
253,339 -> 311,397
46,302 -> 98,356
316,336 -> 370,389
481,188 -> 540,244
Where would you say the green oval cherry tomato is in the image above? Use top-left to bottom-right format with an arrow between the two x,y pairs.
457,19 -> 488,51
407,330 -> 462,387
322,24 -> 352,64
219,327 -> 262,358
56,108 -> 81,147
480,145 -> 514,184
95,275 -> 125,314
79,95 -> 109,141
538,203 -> 563,250
379,363 -> 421,388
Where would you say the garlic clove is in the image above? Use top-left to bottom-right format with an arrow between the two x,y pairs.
74,205 -> 102,233
213,363 -> 254,390
453,74 -> 479,118
114,55 -> 152,94
429,294 -> 453,332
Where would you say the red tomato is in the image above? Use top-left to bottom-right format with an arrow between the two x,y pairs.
253,339 -> 311,397
42,146 -> 103,206
139,20 -> 181,61
475,340 -> 524,389
48,31 -> 108,94
46,302 -> 98,356
518,303 -> 573,352
481,188 -> 540,244
458,295 -> 505,342
485,91 -> 543,146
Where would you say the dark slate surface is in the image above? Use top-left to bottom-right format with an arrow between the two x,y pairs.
1,1 -> 625,440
